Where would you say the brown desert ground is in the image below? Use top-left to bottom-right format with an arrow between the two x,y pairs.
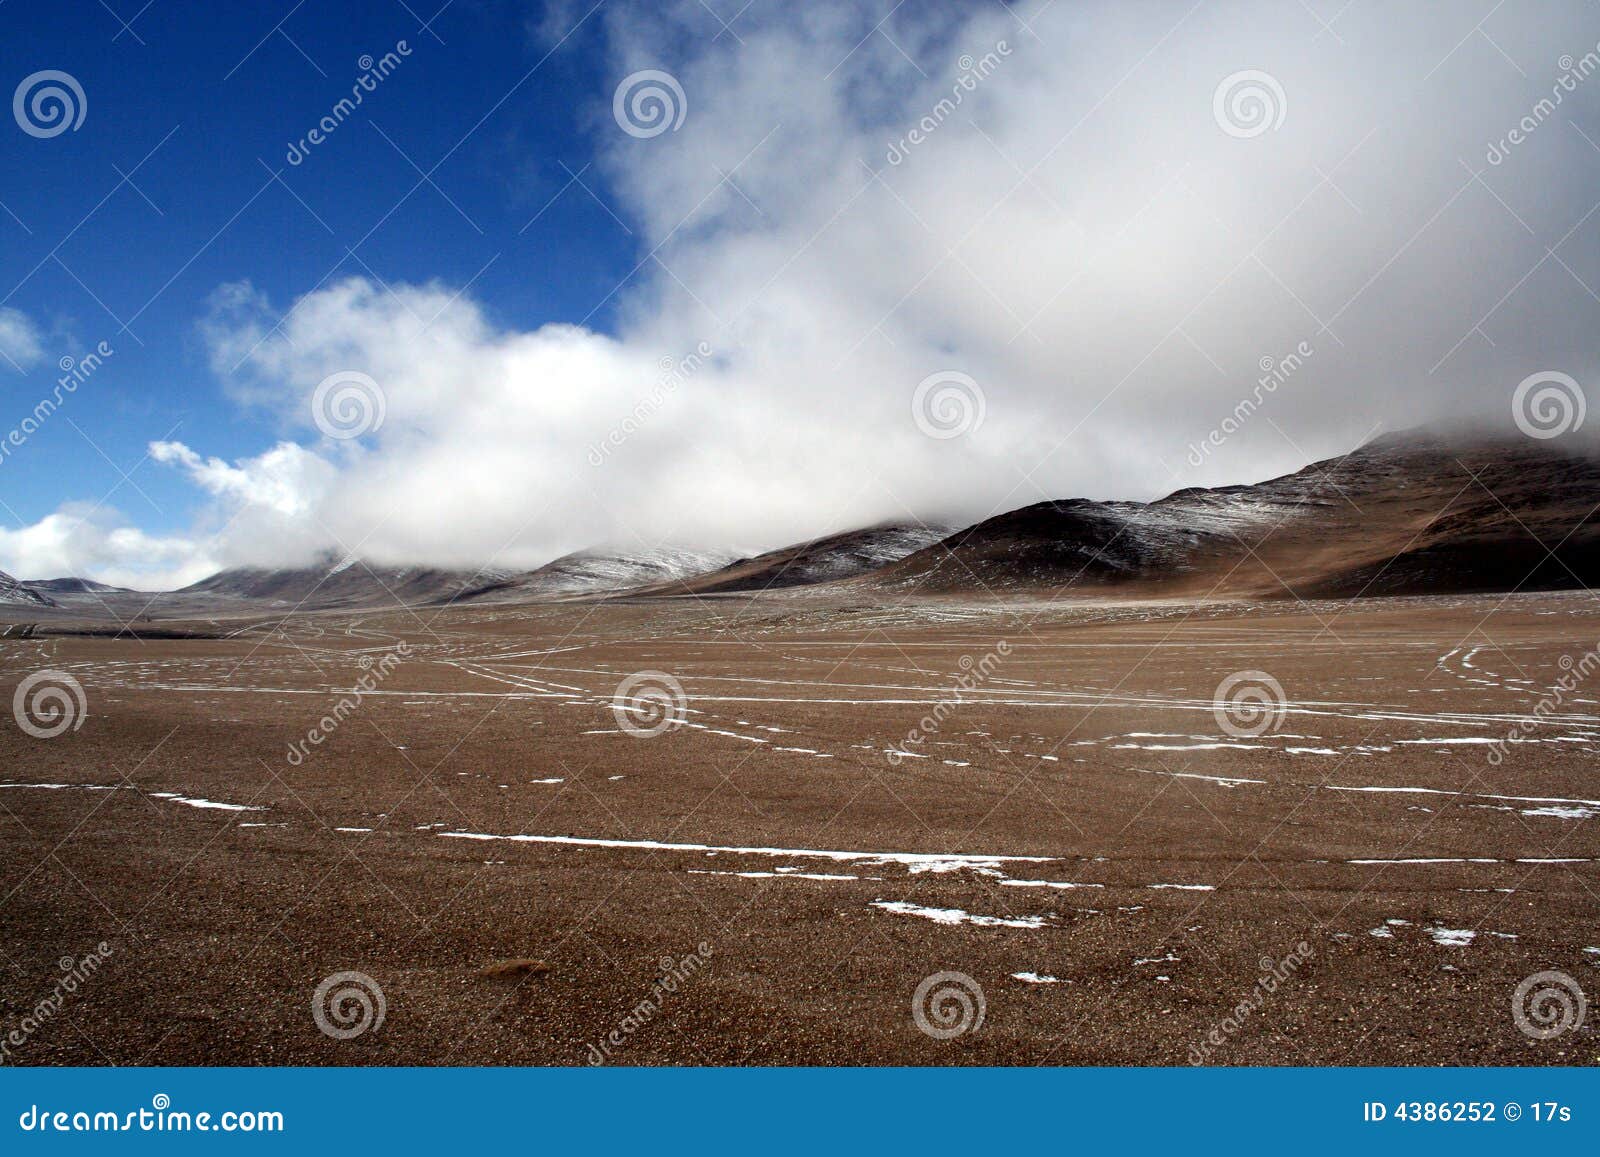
1,588 -> 1598,1065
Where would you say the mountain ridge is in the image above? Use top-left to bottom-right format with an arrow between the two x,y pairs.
7,430 -> 1597,611
873,431 -> 1600,598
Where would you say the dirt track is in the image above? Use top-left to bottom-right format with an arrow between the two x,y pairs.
1,591 -> 1597,1065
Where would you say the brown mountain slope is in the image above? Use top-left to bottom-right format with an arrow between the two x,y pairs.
629,523 -> 953,597
178,557 -> 510,610
872,432 -> 1600,599
452,546 -> 739,604
0,569 -> 53,607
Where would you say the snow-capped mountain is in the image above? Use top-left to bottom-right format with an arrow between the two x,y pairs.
0,569 -> 54,607
876,431 -> 1600,598
653,523 -> 954,595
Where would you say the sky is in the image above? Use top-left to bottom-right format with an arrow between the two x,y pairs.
3,0 -> 1600,589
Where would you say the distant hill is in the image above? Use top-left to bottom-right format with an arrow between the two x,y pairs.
873,432 -> 1600,599
18,430 -> 1597,617
454,547 -> 739,603
0,569 -> 53,607
24,577 -> 134,595
177,556 -> 513,611
640,523 -> 952,595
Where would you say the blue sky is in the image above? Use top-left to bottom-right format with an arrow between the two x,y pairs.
1,0 -> 635,533
4,2 -> 1599,587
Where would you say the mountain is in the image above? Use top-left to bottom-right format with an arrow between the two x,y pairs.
874,432 -> 1600,599
178,556 -> 513,610
177,547 -> 740,611
457,547 -> 740,603
642,523 -> 953,596
0,569 -> 53,607
24,431 -> 1596,614
24,577 -> 134,595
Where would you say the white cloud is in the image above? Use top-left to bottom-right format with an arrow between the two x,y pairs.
150,440 -> 331,519
0,308 -> 44,372
28,1 -> 1600,582
0,505 -> 219,591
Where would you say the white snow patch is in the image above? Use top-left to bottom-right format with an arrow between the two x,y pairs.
1137,768 -> 1265,788
150,792 -> 266,813
870,900 -> 1048,929
436,830 -> 1055,869
1011,971 -> 1063,984
688,869 -> 859,881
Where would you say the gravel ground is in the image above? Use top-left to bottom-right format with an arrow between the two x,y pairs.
1,590 -> 1597,1065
